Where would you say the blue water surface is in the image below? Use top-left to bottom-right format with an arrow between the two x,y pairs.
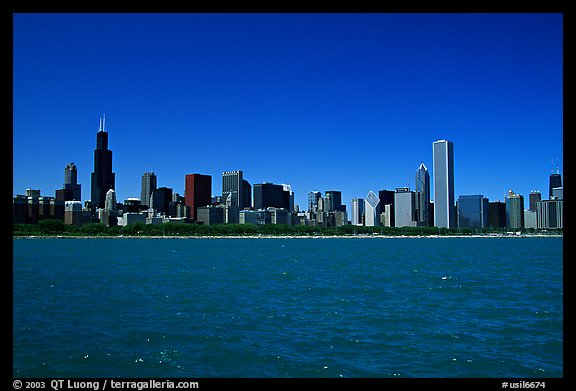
13,237 -> 563,378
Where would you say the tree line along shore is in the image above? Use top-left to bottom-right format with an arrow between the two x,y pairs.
13,220 -> 563,238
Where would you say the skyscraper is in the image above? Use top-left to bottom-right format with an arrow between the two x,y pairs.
364,191 -> 380,227
308,191 -> 321,213
64,162 -> 81,201
549,172 -> 562,199
415,163 -> 430,226
351,198 -> 364,226
90,115 -> 115,210
141,172 -> 157,208
529,191 -> 541,212
325,191 -> 346,212
394,188 -> 418,227
222,170 -> 244,209
433,140 -> 455,228
506,189 -> 525,229
185,173 -> 212,221
151,187 -> 173,216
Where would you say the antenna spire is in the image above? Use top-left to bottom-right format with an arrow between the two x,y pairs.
103,113 -> 106,132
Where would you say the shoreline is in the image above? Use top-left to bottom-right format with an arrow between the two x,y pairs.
13,234 -> 563,240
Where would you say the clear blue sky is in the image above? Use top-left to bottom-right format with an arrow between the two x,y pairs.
13,13 -> 563,211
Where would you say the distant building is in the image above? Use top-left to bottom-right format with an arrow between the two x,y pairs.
524,210 -> 537,229
141,172 -> 157,207
123,198 -> 144,213
222,170 -> 245,209
379,190 -> 395,227
185,173 -> 212,221
59,162 -> 82,201
239,209 -> 258,225
104,189 -> 117,212
282,184 -> 294,212
552,187 -> 563,200
433,139 -> 455,228
270,208 -> 290,225
151,187 -> 173,216
91,116 -> 115,211
325,191 -> 346,212
364,191 -> 380,227
243,179 -> 252,209
394,188 -> 418,227
529,191 -> 541,212
196,205 -> 225,225
415,163 -> 430,226
488,201 -> 506,228
506,190 -> 524,229
457,195 -> 489,229
117,212 -> 147,226
64,201 -> 84,227
548,172 -> 562,199
351,198 -> 364,226
308,191 -> 321,213
254,183 -> 290,210
537,199 -> 563,229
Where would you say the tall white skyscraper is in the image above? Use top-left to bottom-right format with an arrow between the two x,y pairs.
364,191 -> 380,227
433,140 -> 455,228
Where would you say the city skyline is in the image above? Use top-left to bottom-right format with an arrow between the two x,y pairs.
13,13 -> 563,209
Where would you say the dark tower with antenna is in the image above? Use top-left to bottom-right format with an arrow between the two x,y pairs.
548,158 -> 562,199
90,114 -> 115,211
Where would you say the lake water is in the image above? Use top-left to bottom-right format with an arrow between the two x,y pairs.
13,237 -> 563,378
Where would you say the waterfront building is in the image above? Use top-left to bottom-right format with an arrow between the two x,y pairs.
433,139 -> 455,228
325,191 -> 346,212
141,172 -> 157,207
91,115 -> 115,211
104,189 -> 117,211
196,205 -> 225,225
185,173 -> 212,221
351,198 -> 364,226
457,195 -> 489,229
524,210 -> 537,229
222,170 -> 245,209
239,209 -> 258,224
254,183 -> 290,210
308,191 -> 321,213
364,191 -> 380,227
379,190 -> 395,227
334,211 -> 348,227
549,172 -> 562,199
394,188 -> 418,227
243,179 -> 252,209
415,163 -> 430,226
64,201 -> 83,227
380,204 -> 394,227
488,201 -> 506,228
151,187 -> 173,216
282,184 -> 295,212
270,208 -> 291,225
123,198 -> 144,213
60,163 -> 81,201
506,190 -> 525,229
529,191 -> 541,212
537,199 -> 563,229
117,212 -> 147,227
